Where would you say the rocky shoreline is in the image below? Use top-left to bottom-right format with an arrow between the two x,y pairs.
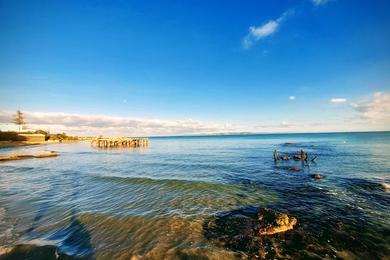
0,152 -> 59,161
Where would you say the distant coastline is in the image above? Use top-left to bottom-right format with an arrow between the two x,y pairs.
149,130 -> 390,139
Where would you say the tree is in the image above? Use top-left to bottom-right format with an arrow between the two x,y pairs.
35,129 -> 50,140
13,110 -> 26,132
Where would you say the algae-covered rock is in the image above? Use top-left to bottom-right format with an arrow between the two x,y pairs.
203,207 -> 297,258
204,207 -> 297,241
256,208 -> 297,236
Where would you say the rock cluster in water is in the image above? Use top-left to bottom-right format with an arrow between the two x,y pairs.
273,148 -> 324,179
274,149 -> 317,162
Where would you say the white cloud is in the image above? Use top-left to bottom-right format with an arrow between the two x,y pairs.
251,21 -> 278,39
0,111 -> 232,137
351,92 -> 390,123
0,111 -> 339,136
243,10 -> 294,49
312,0 -> 331,6
330,98 -> 347,103
288,96 -> 296,100
1,93 -> 389,137
280,121 -> 290,127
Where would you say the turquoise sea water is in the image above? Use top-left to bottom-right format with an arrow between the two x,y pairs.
0,132 -> 389,259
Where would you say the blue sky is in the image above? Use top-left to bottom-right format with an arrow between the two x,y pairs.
0,0 -> 389,136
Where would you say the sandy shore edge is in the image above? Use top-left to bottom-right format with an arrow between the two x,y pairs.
0,140 -> 80,149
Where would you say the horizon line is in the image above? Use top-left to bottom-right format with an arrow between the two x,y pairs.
146,130 -> 390,138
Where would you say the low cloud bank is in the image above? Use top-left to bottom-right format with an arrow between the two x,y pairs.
0,111 -> 232,136
1,92 -> 388,136
351,92 -> 390,123
0,111 -> 336,136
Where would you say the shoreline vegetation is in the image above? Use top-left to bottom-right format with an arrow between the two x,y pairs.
0,130 -> 87,149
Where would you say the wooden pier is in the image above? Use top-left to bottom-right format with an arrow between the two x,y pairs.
91,137 -> 149,148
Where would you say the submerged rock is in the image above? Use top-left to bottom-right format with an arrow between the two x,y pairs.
0,244 -> 79,259
311,173 -> 322,179
288,167 -> 302,172
275,166 -> 303,172
203,207 -> 298,258
256,208 -> 297,236
204,207 -> 297,242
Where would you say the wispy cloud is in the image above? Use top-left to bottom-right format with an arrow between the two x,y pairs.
330,98 -> 347,103
243,9 -> 294,49
312,0 -> 331,6
288,96 -> 296,100
243,0 -> 334,49
351,92 -> 390,123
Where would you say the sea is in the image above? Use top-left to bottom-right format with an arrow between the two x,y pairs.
0,132 -> 389,259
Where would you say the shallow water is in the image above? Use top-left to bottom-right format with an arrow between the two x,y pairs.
0,132 -> 389,259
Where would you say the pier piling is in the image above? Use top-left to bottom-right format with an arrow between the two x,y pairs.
91,137 -> 149,148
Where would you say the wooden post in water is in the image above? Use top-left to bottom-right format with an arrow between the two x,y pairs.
91,137 -> 149,148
